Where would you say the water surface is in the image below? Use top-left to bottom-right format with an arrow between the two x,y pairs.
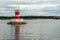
0,19 -> 60,40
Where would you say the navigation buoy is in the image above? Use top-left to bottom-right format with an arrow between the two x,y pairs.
7,9 -> 26,25
7,9 -> 26,40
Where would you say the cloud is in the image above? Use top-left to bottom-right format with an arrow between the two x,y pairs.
41,5 -> 60,14
20,10 -> 60,16
0,0 -> 60,16
0,8 -> 6,11
4,0 -> 60,5
7,4 -> 58,10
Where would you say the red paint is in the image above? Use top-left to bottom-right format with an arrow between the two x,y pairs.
15,10 -> 21,19
15,10 -> 20,15
15,15 -> 20,19
15,25 -> 20,40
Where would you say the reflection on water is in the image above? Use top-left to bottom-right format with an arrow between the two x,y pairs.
0,19 -> 60,40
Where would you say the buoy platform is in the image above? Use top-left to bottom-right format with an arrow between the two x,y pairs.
7,9 -> 27,25
7,19 -> 26,25
7,21 -> 26,25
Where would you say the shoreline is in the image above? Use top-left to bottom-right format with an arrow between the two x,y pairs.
0,16 -> 60,19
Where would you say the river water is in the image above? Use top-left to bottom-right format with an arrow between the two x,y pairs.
0,19 -> 60,40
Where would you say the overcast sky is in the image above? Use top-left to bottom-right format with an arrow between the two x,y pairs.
0,0 -> 60,16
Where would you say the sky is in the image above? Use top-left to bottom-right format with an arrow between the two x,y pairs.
0,0 -> 60,16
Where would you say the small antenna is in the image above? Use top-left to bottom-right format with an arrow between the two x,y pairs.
15,4 -> 20,13
16,4 -> 20,10
15,3 -> 20,19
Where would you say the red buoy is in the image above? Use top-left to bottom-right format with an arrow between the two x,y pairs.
15,10 -> 20,19
15,10 -> 20,15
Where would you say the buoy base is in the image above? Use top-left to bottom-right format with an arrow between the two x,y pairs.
7,22 -> 26,25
